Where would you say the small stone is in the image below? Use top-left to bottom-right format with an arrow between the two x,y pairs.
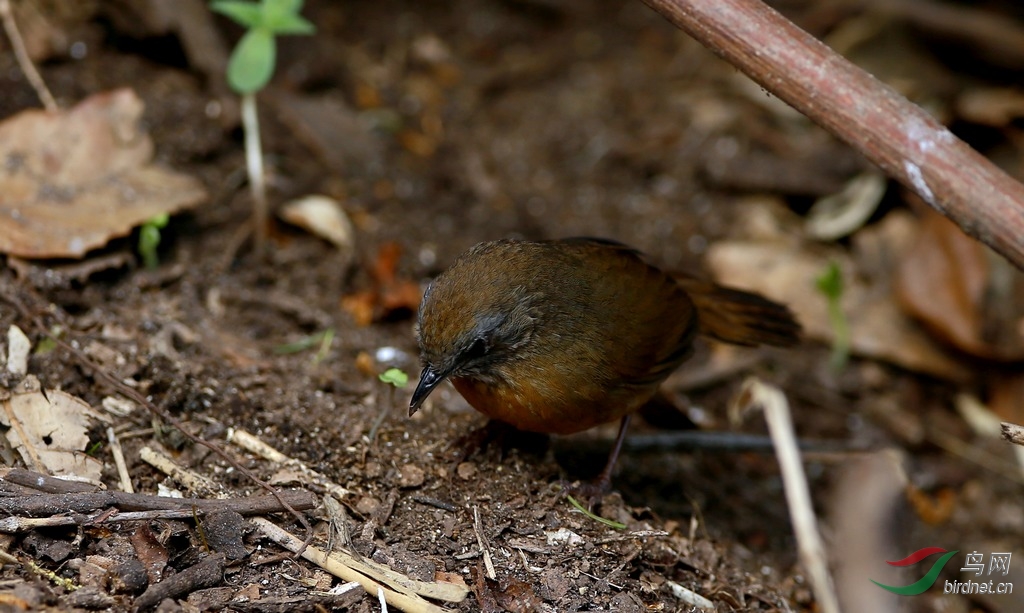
111,559 -> 148,594
363,461 -> 383,479
456,462 -> 477,480
398,463 -> 426,488
356,496 -> 381,515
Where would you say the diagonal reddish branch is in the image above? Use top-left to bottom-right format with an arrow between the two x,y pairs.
640,0 -> 1024,270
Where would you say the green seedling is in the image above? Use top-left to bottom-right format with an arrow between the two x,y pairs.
368,368 -> 409,443
138,213 -> 169,270
378,368 -> 409,388
815,261 -> 850,371
210,0 -> 314,255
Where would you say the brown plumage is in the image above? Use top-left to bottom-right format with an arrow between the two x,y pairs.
410,238 -> 800,484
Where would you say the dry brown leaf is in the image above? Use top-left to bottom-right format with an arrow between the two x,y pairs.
895,208 -> 1024,360
0,88 -> 207,258
0,375 -> 103,481
129,522 -> 169,584
278,195 -> 355,251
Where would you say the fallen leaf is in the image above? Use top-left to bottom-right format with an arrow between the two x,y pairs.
0,88 -> 207,258
278,195 -> 355,254
895,208 -> 1024,360
0,375 -> 104,481
129,522 -> 169,584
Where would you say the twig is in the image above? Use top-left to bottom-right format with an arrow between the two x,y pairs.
0,0 -> 57,111
140,445 -> 224,497
106,427 -> 133,493
0,489 -> 317,518
324,494 -> 361,561
640,0 -> 1024,270
665,581 -> 715,610
252,518 -> 467,613
1,469 -> 99,494
472,505 -> 496,581
1001,422 -> 1024,446
227,428 -> 351,499
410,495 -> 457,513
135,553 -> 225,610
733,378 -> 840,613
256,517 -> 468,603
1,507 -> 266,533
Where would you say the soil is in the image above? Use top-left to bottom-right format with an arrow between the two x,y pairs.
0,1 -> 1022,612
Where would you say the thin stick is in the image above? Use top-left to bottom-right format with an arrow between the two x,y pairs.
140,445 -> 225,498
734,378 -> 839,613
0,490 -> 317,517
640,0 -> 1024,270
107,427 -> 133,493
472,505 -> 496,581
1,507 -> 274,533
0,0 -> 57,111
665,581 -> 714,610
1002,422 -> 1024,446
252,518 -> 463,613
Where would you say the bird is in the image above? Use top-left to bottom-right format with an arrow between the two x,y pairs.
409,237 -> 800,488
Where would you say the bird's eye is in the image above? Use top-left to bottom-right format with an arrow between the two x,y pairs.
463,337 -> 488,361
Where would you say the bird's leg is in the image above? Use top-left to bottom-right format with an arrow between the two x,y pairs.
561,414 -> 632,504
593,413 -> 631,492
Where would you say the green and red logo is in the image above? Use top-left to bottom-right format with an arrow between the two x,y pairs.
871,547 -> 959,595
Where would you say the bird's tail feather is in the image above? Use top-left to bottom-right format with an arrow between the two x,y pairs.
675,279 -> 801,347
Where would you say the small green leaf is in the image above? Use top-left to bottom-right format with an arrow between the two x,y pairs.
264,0 -> 303,22
211,0 -> 264,28
379,368 -> 409,388
149,213 -> 170,229
268,13 -> 314,35
226,28 -> 276,94
34,326 -> 62,356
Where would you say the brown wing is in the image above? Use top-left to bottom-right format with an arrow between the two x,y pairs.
548,238 -> 699,390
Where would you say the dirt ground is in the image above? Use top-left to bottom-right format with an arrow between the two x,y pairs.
1,1 -> 1024,612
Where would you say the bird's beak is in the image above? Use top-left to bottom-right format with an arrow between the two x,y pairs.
409,365 -> 445,416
